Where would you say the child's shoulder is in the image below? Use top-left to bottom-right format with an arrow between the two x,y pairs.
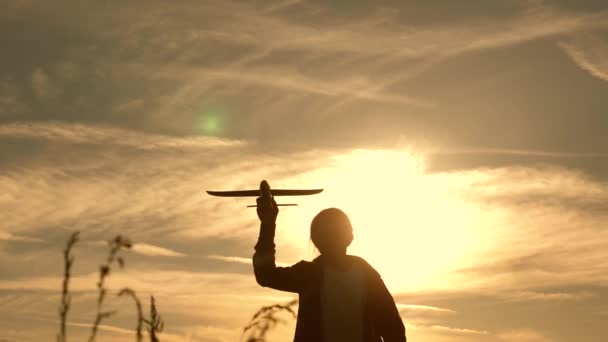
348,255 -> 380,275
348,254 -> 371,265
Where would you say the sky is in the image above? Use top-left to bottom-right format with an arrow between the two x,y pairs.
1,0 -> 608,341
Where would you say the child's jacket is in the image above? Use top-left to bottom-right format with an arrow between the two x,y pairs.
253,222 -> 407,342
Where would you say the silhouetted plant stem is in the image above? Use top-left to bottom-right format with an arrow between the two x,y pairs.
118,288 -> 144,342
143,295 -> 164,342
242,299 -> 298,342
57,231 -> 79,342
88,235 -> 132,342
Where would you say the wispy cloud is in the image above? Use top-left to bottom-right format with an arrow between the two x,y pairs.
396,303 -> 455,313
171,1 -> 608,60
25,315 -> 208,342
429,325 -> 489,335
207,254 -> 251,265
559,34 -> 608,81
464,166 -> 608,211
2,125 -> 607,294
501,290 -> 595,302
0,270 -> 253,294
262,0 -> 304,13
0,122 -> 244,150
0,80 -> 25,116
432,146 -> 608,158
498,329 -> 555,342
0,122 -> 333,244
131,243 -> 185,257
0,269 -> 293,342
192,67 -> 433,107
37,0 -> 606,130
0,231 -> 43,243
207,254 -> 290,267
31,67 -> 59,99
61,320 -> 134,336
113,98 -> 145,114
144,1 -> 608,117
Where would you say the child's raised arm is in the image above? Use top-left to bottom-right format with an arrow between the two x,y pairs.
252,194 -> 307,293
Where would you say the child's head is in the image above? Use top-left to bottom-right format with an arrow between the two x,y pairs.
310,208 -> 353,256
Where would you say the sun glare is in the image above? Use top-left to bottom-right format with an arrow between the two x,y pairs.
278,149 -> 491,292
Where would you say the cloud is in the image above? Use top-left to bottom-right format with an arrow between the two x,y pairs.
0,122 -> 244,150
432,146 -> 608,158
2,0 -> 607,164
6,0 -> 607,140
207,254 -> 251,265
0,123 -> 334,239
113,98 -> 145,114
63,320 -> 134,336
207,254 -> 290,267
0,231 -> 43,243
120,1 -> 608,120
396,303 -> 455,314
0,270 -> 254,294
164,0 -> 608,61
559,34 -> 608,81
501,290 -> 594,302
429,325 -> 489,335
394,164 -> 608,292
2,124 -> 607,293
180,66 -> 433,107
24,315 -> 211,342
131,243 -> 185,257
0,81 -> 26,116
462,165 -> 608,214
31,68 -> 58,98
0,269 -> 294,342
262,0 -> 304,13
498,329 -> 555,342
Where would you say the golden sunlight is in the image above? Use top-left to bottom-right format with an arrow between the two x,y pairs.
278,149 -> 502,292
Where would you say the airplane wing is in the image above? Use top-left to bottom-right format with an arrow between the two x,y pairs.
206,189 -> 323,197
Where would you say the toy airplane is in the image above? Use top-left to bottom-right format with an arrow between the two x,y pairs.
207,179 -> 323,207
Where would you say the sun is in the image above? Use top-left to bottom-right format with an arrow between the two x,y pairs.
278,149 -> 488,293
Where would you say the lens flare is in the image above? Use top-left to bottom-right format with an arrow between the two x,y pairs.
198,109 -> 225,136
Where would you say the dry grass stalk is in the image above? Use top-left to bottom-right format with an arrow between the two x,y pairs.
143,295 -> 164,342
57,233 -> 164,342
88,235 -> 132,342
118,288 -> 144,342
242,299 -> 298,342
57,231 -> 79,342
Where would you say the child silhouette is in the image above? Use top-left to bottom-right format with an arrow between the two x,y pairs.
253,191 -> 406,342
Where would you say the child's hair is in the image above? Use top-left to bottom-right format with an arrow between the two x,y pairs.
310,208 -> 353,254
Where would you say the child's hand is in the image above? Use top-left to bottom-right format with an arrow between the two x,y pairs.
256,195 -> 278,224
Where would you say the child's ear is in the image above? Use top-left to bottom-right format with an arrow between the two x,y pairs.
346,230 -> 354,247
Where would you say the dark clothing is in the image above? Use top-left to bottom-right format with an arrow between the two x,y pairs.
253,222 -> 407,342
